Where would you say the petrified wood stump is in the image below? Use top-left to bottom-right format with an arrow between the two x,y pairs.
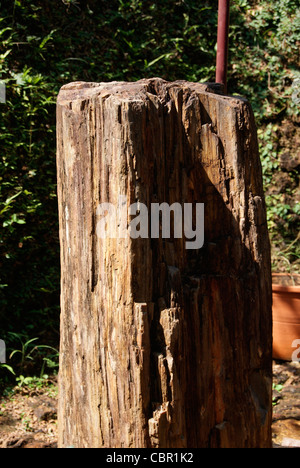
56,78 -> 273,448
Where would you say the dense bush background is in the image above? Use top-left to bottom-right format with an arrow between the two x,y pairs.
0,0 -> 299,359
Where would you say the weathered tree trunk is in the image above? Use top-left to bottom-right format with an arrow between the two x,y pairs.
56,78 -> 273,448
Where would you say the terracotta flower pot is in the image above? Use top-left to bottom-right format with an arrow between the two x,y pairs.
272,273 -> 300,361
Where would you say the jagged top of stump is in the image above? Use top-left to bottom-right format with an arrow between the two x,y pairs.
57,78 -> 247,108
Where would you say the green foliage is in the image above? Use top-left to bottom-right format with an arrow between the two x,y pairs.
272,382 -> 284,406
7,333 -> 58,375
0,0 -> 299,386
0,373 -> 57,401
230,0 -> 300,120
0,331 -> 59,392
16,374 -> 49,389
229,0 -> 299,272
0,363 -> 15,375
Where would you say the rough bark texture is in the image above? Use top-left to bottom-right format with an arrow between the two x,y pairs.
56,78 -> 273,448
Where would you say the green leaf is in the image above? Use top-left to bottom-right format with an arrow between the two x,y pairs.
146,53 -> 172,68
0,364 -> 15,375
39,30 -> 57,49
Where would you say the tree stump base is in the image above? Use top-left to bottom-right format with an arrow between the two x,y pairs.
57,78 -> 273,448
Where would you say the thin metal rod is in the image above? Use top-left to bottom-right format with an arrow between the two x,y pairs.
216,0 -> 230,93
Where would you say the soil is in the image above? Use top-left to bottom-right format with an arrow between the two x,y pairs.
0,361 -> 299,448
272,273 -> 300,287
0,377 -> 58,448
272,360 -> 300,448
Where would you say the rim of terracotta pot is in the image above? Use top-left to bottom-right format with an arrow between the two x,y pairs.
272,273 -> 300,293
